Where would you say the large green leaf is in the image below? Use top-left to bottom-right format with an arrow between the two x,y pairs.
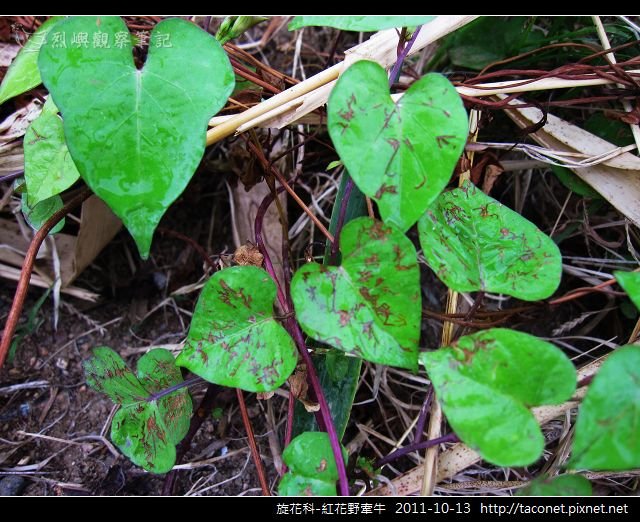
569,346 -> 640,471
0,17 -> 63,105
418,180 -> 562,301
615,271 -> 640,311
328,61 -> 467,232
291,217 -> 421,370
517,474 -> 592,496
278,432 -> 347,496
289,16 -> 435,32
84,347 -> 192,474
38,16 -> 234,258
177,266 -> 298,393
24,111 -> 81,206
421,328 -> 576,466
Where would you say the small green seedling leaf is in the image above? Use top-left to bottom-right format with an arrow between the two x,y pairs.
517,474 -> 592,496
551,165 -> 601,199
421,328 -> 576,467
0,17 -> 63,105
291,217 -> 421,370
84,347 -> 192,473
615,271 -> 640,310
177,266 -> 298,392
278,432 -> 347,496
328,61 -> 467,232
289,16 -> 435,32
216,16 -> 267,45
38,16 -> 235,258
21,192 -> 65,234
569,346 -> 640,471
418,180 -> 562,301
24,111 -> 80,206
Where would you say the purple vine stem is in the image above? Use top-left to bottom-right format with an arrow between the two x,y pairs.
375,432 -> 459,468
413,385 -> 433,444
146,375 -> 203,402
389,25 -> 423,86
330,175 -> 354,262
255,188 -> 350,496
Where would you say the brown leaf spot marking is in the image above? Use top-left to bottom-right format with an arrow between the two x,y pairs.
218,280 -> 253,309
338,309 -> 352,326
364,254 -> 379,266
393,245 -> 413,271
386,137 -> 400,151
303,486 -> 314,496
475,203 -> 497,219
316,459 -> 328,473
357,269 -> 373,283
366,220 -> 392,241
374,184 -> 398,200
500,228 -> 517,240
362,321 -> 375,340
146,415 -> 166,444
259,358 -> 283,388
443,204 -> 465,225
403,137 -> 414,152
436,135 -> 456,148
228,351 -> 252,377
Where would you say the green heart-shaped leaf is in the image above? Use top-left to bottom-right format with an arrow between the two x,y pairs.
24,111 -> 80,206
418,180 -> 562,301
569,346 -> 640,471
38,16 -> 234,258
421,328 -> 576,466
84,347 -> 192,474
278,432 -> 347,496
517,474 -> 592,496
615,271 -> 640,310
177,266 -> 298,393
291,217 -> 420,370
0,17 -> 63,105
328,61 -> 467,232
289,16 -> 435,32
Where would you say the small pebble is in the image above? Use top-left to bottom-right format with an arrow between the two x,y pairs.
0,476 -> 27,496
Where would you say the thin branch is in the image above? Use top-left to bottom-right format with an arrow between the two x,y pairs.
0,187 -> 92,369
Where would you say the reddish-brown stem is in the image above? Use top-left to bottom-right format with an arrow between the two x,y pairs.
0,187 -> 92,370
236,388 -> 270,495
229,57 -> 282,95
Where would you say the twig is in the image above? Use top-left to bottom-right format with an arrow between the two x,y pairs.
236,389 -> 270,495
375,433 -> 459,468
0,187 -> 92,370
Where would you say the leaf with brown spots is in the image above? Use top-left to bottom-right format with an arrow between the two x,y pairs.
291,217 -> 420,370
328,60 -> 467,232
177,266 -> 297,392
421,328 -> 575,466
278,432 -> 348,496
83,347 -> 192,474
418,180 -> 562,301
